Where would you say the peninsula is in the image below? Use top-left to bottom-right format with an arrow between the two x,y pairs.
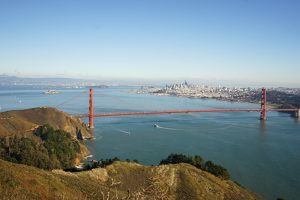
133,82 -> 300,108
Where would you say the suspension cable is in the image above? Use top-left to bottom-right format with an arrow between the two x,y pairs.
56,91 -> 87,107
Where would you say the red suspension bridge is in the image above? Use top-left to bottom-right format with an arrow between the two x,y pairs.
76,88 -> 300,128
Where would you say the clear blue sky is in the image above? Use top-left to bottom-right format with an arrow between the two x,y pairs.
0,0 -> 299,86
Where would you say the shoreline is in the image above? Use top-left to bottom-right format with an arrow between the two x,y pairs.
135,91 -> 280,109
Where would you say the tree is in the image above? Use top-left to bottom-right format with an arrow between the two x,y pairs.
192,155 -> 204,169
0,124 -> 82,170
159,153 -> 230,180
204,161 -> 230,180
160,154 -> 193,165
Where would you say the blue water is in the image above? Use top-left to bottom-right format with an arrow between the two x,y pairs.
0,86 -> 299,200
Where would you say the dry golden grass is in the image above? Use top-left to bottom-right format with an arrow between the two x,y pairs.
0,159 -> 264,200
0,107 -> 90,139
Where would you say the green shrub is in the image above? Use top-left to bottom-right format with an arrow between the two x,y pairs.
204,161 -> 230,180
0,136 -> 51,169
160,153 -> 229,180
160,154 -> 191,165
82,157 -> 140,170
35,125 -> 80,169
160,154 -> 204,169
0,125 -> 81,170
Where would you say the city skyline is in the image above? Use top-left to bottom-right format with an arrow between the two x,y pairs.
0,0 -> 299,86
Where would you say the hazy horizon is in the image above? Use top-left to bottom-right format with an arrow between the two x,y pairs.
1,73 -> 299,88
0,0 -> 299,87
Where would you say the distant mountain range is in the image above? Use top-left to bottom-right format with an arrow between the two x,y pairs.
0,75 -> 161,87
0,75 -> 102,86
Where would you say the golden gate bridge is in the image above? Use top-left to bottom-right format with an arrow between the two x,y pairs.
75,88 -> 300,128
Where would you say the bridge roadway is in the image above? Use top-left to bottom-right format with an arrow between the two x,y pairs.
76,108 -> 298,118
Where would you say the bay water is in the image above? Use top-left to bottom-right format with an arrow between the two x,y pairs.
0,86 -> 299,200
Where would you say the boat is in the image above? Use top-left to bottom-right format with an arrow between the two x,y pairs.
153,124 -> 159,128
44,90 -> 60,94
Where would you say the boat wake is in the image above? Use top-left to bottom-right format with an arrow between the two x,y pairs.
92,135 -> 103,141
107,125 -> 131,135
115,128 -> 131,135
154,124 -> 182,131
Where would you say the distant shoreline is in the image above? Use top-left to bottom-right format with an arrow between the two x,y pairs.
131,89 -> 279,109
131,82 -> 300,110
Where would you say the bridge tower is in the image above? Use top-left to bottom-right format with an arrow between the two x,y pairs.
260,87 -> 267,120
89,88 -> 94,129
295,109 -> 300,119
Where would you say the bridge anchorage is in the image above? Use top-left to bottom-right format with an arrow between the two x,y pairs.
84,87 -> 299,129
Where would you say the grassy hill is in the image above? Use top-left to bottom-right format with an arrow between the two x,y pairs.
0,159 -> 263,200
0,107 -> 91,139
0,107 -> 92,169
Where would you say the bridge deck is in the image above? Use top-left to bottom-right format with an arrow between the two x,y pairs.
76,108 -> 298,118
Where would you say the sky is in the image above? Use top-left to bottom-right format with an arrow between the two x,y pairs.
0,0 -> 299,86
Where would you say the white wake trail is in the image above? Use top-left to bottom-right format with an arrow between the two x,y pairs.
107,125 -> 131,135
155,125 -> 182,131
115,128 -> 131,135
94,135 -> 103,141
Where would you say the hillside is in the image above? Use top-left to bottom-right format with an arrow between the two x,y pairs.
0,107 -> 264,199
0,107 -> 92,169
0,159 -> 263,200
0,107 -> 91,139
